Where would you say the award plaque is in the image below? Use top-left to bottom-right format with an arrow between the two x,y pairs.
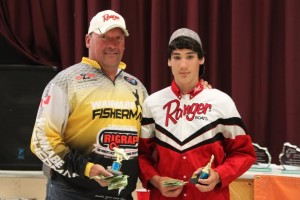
250,143 -> 272,171
107,147 -> 130,175
279,142 -> 300,172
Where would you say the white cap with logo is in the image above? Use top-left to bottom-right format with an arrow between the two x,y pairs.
88,10 -> 129,36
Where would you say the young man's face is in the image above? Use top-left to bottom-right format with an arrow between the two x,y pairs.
168,49 -> 204,88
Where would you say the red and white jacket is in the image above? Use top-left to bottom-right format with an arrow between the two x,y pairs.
138,81 -> 256,200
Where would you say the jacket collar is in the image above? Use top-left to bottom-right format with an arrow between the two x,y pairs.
171,80 -> 204,100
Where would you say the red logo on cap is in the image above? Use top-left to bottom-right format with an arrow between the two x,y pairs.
102,14 -> 120,22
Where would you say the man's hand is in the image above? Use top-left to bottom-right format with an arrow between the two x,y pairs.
89,164 -> 113,187
201,79 -> 212,89
194,168 -> 220,192
150,175 -> 184,197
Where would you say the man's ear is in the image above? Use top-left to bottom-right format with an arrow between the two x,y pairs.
168,59 -> 171,67
85,34 -> 91,48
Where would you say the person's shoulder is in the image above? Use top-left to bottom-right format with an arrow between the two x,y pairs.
152,87 -> 171,95
145,86 -> 171,101
121,71 -> 146,86
48,62 -> 85,84
204,88 -> 233,102
122,71 -> 140,80
55,62 -> 83,75
206,88 -> 228,95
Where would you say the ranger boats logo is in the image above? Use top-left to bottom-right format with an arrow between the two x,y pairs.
163,99 -> 212,126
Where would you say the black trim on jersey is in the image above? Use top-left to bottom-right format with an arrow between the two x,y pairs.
155,132 -> 225,154
112,69 -> 123,85
184,117 -> 247,145
156,117 -> 246,145
141,117 -> 155,125
155,117 -> 246,151
63,148 -> 90,176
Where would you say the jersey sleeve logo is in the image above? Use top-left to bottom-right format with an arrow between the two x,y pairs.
124,76 -> 137,85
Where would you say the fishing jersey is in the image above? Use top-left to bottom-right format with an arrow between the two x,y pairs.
138,81 -> 256,200
30,57 -> 148,199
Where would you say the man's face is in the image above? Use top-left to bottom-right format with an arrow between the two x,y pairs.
86,28 -> 125,69
168,49 -> 204,88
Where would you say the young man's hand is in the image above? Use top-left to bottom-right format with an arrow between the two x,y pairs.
150,175 -> 184,197
194,168 -> 220,192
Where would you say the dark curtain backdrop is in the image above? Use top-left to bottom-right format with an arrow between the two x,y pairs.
1,0 -> 300,164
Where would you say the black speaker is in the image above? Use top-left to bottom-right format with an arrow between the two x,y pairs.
0,65 -> 58,170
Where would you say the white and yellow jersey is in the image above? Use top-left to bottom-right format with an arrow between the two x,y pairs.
30,57 -> 148,198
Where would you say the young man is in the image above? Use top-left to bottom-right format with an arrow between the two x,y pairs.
30,10 -> 148,200
138,28 -> 256,200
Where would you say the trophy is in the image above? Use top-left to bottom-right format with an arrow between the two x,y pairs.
250,143 -> 272,171
90,147 -> 130,190
107,147 -> 130,175
190,155 -> 214,184
279,142 -> 300,173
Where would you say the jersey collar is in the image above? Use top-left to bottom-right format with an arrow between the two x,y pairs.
81,57 -> 126,70
171,80 -> 204,100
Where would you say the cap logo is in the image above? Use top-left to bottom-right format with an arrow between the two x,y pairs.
102,14 -> 120,22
